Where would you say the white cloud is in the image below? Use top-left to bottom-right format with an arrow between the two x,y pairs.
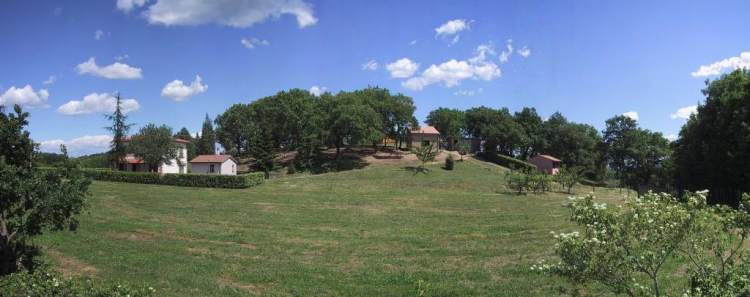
386,58 -> 419,78
76,57 -> 143,80
161,75 -> 208,101
499,39 -> 513,63
0,85 -> 49,107
116,0 -> 148,12
58,92 -> 140,115
691,52 -> 750,77
133,0 -> 317,28
43,75 -> 56,85
94,30 -> 105,40
403,43 -> 501,91
435,19 -> 471,38
240,37 -> 270,49
454,88 -> 483,96
361,60 -> 378,71
622,111 -> 639,121
309,85 -> 327,96
409,39 -> 418,46
665,134 -> 678,142
40,135 -> 113,156
670,105 -> 698,120
518,46 -> 531,58
114,54 -> 129,61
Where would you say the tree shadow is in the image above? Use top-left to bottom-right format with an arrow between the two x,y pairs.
403,166 -> 430,175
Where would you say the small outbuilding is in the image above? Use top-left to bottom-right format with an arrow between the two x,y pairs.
408,125 -> 440,149
189,155 -> 238,175
528,154 -> 562,175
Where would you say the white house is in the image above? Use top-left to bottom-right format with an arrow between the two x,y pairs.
118,138 -> 190,174
189,155 -> 238,175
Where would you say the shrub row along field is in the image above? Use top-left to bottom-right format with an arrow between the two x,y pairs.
36,160 -> 642,296
39,167 -> 265,189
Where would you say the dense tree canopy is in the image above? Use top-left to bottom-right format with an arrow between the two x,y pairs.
426,108 -> 465,150
196,114 -> 216,155
105,94 -> 133,169
674,69 -> 750,205
128,124 -> 179,172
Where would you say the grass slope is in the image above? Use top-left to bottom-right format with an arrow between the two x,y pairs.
38,159 -> 629,296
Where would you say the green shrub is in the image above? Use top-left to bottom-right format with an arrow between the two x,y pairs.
0,267 -> 156,297
478,152 -> 536,171
38,168 -> 264,189
445,154 -> 455,170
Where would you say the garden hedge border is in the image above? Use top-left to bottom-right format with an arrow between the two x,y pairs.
38,167 -> 264,189
476,152 -> 537,171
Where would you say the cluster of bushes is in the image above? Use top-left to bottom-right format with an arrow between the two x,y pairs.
479,152 -> 536,171
38,168 -> 264,189
0,267 -> 155,297
506,170 -> 553,194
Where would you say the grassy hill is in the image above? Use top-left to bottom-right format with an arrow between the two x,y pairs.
37,159 -> 631,296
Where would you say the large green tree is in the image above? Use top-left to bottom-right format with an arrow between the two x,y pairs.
320,92 -> 382,161
128,124 -> 179,172
196,114 -> 216,155
514,107 -> 545,160
674,69 -> 750,205
215,104 -> 254,156
465,106 -> 524,155
0,105 -> 89,275
426,108 -> 465,150
542,112 -> 602,176
104,93 -> 133,169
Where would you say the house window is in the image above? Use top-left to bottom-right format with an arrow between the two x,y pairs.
209,164 -> 215,173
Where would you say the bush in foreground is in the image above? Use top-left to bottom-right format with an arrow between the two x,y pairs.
445,154 -> 455,170
533,191 -> 750,296
0,267 -> 155,297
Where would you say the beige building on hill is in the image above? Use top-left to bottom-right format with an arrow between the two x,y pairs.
189,155 -> 238,175
408,125 -> 441,149
528,154 -> 562,175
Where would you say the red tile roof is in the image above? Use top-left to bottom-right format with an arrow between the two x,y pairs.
189,155 -> 236,163
410,125 -> 440,135
534,154 -> 561,162
122,154 -> 144,164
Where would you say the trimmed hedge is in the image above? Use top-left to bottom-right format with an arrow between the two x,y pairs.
477,152 -> 537,171
38,167 -> 264,189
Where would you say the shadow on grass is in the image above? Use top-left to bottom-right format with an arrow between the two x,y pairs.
403,166 -> 430,175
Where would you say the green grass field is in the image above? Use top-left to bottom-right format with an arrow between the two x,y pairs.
37,158 -> 632,296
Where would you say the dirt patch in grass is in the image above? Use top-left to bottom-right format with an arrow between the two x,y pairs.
108,229 -> 257,250
216,275 -> 268,296
45,248 -> 98,278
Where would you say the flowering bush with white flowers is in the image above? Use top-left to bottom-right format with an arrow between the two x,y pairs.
0,267 -> 156,297
533,191 -> 750,296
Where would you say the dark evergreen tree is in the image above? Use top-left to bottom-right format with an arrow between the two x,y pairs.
104,93 -> 133,169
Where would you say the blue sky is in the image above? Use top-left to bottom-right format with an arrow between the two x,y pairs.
1,0 -> 749,155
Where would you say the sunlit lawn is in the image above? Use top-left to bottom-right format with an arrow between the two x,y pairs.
38,158 -> 635,296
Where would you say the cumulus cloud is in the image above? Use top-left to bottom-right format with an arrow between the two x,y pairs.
435,19 -> 472,45
76,57 -> 143,80
499,40 -> 513,63
665,134 -> 678,142
409,39 -> 418,46
518,46 -> 531,58
403,43 -> 501,91
116,0 -> 148,12
240,37 -> 270,49
454,88 -> 483,96
58,92 -> 140,115
115,54 -> 129,61
309,85 -> 327,96
386,58 -> 419,78
622,111 -> 639,121
94,30 -> 106,40
691,52 -> 750,77
161,75 -> 208,101
43,75 -> 56,85
127,0 -> 317,28
361,60 -> 378,71
39,135 -> 113,156
0,85 -> 49,107
670,105 -> 698,120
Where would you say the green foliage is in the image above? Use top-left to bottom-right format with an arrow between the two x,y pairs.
127,124 -> 179,172
1,106 -> 90,275
413,144 -> 437,172
39,168 -> 264,189
555,167 -> 584,193
195,114 -> 216,155
321,91 -> 383,160
249,128 -> 277,179
215,103 -> 254,156
426,107 -> 465,150
456,140 -> 470,161
674,69 -> 750,205
506,170 -> 553,194
73,153 -> 110,169
445,154 -> 455,170
465,106 -> 524,155
514,107 -> 545,160
533,191 -> 750,296
603,115 -> 672,194
0,267 -> 156,296
104,94 -> 133,169
174,127 -> 197,160
479,152 -> 536,171
542,112 -> 603,177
